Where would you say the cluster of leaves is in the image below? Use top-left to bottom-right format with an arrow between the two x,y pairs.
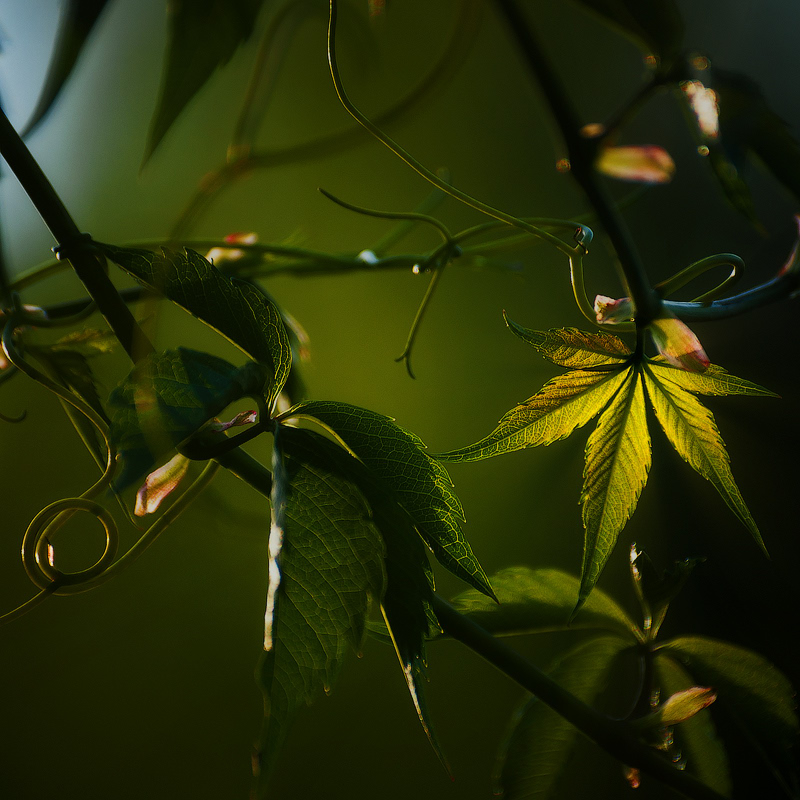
439,319 -> 775,609
448,556 -> 798,798
97,244 -> 495,788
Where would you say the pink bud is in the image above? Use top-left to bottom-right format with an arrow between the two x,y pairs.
135,454 -> 191,516
594,295 -> 634,325
596,145 -> 675,184
649,316 -> 710,372
209,409 -> 258,432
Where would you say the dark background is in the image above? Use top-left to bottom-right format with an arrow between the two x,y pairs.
0,1 -> 797,798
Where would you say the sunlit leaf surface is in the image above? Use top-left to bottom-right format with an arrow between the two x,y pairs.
286,399 -> 494,598
102,245 -> 291,412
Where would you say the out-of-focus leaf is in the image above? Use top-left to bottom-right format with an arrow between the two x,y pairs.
254,427 -> 385,786
681,80 -> 720,140
32,345 -> 108,422
642,361 -> 766,554
101,245 -> 291,412
283,399 -> 494,599
569,0 -> 684,69
503,317 -> 632,367
144,0 -> 266,162
108,347 -> 267,488
21,0 -> 110,136
658,636 -> 799,754
596,145 -> 675,184
496,636 -> 625,799
651,686 -> 717,727
580,369 -> 650,606
438,369 -> 629,463
655,655 -> 733,797
450,566 -> 638,641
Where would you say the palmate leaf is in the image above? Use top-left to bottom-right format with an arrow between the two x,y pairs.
101,245 -> 291,413
108,347 -> 267,488
144,0 -> 266,162
658,636 -> 800,755
580,368 -> 650,605
449,566 -> 637,641
283,399 -> 494,599
255,426 -> 385,788
439,322 -> 771,607
642,361 -> 767,553
654,655 -> 733,798
496,636 -> 626,799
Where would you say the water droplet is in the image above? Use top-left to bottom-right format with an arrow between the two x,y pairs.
697,145 -> 710,157
691,55 -> 710,71
580,122 -> 606,139
644,54 -> 658,69
412,264 -> 421,274
556,158 -> 571,173
650,689 -> 661,708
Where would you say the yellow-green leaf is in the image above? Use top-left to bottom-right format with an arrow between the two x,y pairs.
647,358 -> 778,398
438,369 -> 629,463
580,368 -> 650,606
643,362 -> 766,553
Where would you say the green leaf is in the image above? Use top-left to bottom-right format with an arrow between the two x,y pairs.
144,0 -> 266,162
568,0 -> 684,68
449,566 -> 638,641
655,655 -> 732,797
642,361 -> 766,553
101,245 -> 291,412
580,368 -> 650,606
21,0 -> 110,136
658,636 -> 799,754
504,317 -> 632,367
647,358 -> 778,398
437,369 -> 629,463
108,347 -> 267,488
284,399 -> 494,599
496,636 -> 625,799
254,426 -> 385,788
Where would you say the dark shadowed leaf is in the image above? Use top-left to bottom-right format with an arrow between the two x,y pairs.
655,655 -> 732,797
108,347 -> 267,488
254,426 -> 385,787
450,566 -> 638,641
642,361 -> 766,553
101,245 -> 291,412
580,369 -> 650,606
496,636 -> 626,799
569,0 -> 684,69
21,0 -> 110,136
144,0 -> 266,162
658,636 -> 799,755
283,399 -> 494,599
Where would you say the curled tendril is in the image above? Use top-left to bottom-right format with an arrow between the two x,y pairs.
656,253 -> 744,302
0,308 -> 220,623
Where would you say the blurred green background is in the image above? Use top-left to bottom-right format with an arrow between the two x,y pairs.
0,1 -> 798,798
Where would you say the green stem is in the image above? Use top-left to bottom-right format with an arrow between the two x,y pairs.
0,108 -> 153,363
493,0 -> 662,326
433,596 -> 726,800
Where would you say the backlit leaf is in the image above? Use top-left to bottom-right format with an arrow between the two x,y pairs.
496,636 -> 625,799
108,347 -> 267,488
450,566 -> 637,641
437,369 -> 629,463
503,316 -> 632,367
658,636 -> 799,754
144,0 -> 266,162
596,145 -> 675,184
655,655 -> 732,797
101,245 -> 291,412
643,361 -> 766,553
580,368 -> 650,606
283,399 -> 494,599
647,359 -> 778,398
254,427 -> 385,786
